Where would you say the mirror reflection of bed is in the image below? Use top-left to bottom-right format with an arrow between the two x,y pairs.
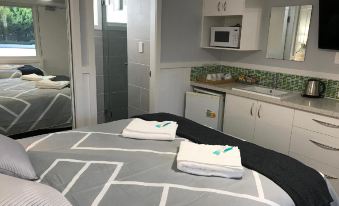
0,0 -> 73,139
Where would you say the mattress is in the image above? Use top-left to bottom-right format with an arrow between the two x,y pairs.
0,78 -> 72,136
17,119 -> 325,206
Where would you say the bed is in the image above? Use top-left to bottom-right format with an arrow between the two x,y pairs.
0,77 -> 72,136
0,69 -> 22,79
18,118 -> 339,206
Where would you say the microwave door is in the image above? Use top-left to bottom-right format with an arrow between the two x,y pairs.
211,31 -> 232,47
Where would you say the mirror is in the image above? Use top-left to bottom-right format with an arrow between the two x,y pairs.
266,5 -> 313,62
0,0 -> 74,139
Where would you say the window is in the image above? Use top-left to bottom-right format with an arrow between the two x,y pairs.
0,6 -> 37,57
93,0 -> 127,29
106,0 -> 127,24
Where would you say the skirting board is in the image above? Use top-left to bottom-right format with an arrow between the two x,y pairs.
159,61 -> 339,81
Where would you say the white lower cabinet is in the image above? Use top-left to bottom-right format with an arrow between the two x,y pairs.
254,102 -> 294,155
223,94 -> 294,155
223,93 -> 339,192
223,94 -> 257,142
291,111 -> 339,193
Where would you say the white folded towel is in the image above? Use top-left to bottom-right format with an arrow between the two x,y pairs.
177,141 -> 244,178
122,118 -> 178,141
36,80 -> 70,90
21,74 -> 56,81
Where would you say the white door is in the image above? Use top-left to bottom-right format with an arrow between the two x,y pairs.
185,92 -> 223,130
253,102 -> 294,155
223,94 -> 257,142
220,0 -> 245,16
203,0 -> 223,16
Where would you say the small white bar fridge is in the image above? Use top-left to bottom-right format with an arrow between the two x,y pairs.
185,88 -> 225,131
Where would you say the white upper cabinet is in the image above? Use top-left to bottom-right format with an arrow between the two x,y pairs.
223,94 -> 257,142
203,0 -> 245,16
201,0 -> 263,51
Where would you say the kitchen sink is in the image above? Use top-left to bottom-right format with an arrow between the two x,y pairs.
232,86 -> 293,100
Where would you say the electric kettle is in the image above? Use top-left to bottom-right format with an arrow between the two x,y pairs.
303,79 -> 326,98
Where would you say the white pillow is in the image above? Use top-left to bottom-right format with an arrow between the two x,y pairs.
0,174 -> 72,206
0,134 -> 37,180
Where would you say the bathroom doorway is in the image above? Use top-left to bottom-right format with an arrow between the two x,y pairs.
94,0 -> 128,123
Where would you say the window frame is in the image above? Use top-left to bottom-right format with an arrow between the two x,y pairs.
0,3 -> 42,64
94,0 -> 102,30
94,0 -> 127,31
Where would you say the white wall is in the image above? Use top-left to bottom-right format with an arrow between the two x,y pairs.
219,0 -> 339,74
155,68 -> 192,116
38,6 -> 70,76
127,0 -> 152,117
160,0 -> 219,63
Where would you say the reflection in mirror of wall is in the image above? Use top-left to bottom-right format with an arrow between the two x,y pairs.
0,0 -> 74,139
266,5 -> 313,62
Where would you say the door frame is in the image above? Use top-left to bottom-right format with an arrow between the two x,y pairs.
149,0 -> 162,113
68,0 -> 98,127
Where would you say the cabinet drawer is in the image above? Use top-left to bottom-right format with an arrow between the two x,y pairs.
290,127 -> 339,169
290,152 -> 339,187
294,110 -> 339,138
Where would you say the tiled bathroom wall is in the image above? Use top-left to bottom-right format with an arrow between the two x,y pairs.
191,65 -> 339,99
127,0 -> 151,117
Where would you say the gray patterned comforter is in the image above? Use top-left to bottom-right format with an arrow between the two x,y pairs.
0,69 -> 22,79
18,119 -> 339,206
0,78 -> 72,136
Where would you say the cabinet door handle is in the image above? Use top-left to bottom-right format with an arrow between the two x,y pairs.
309,140 -> 339,152
223,1 -> 227,11
217,1 -> 221,12
250,103 -> 254,116
312,119 -> 339,129
257,105 -> 262,119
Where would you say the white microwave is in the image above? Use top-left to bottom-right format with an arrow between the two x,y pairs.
210,27 -> 241,48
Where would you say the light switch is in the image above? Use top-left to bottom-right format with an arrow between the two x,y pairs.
335,53 -> 339,64
138,42 -> 144,53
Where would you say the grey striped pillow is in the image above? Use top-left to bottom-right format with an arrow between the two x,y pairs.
0,174 -> 72,206
0,134 -> 37,180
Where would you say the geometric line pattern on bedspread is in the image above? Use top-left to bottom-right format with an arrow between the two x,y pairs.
0,96 -> 30,132
28,93 -> 71,131
0,78 -> 73,135
0,93 -> 71,133
26,131 -> 281,206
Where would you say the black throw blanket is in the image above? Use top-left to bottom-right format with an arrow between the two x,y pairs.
136,113 -> 333,206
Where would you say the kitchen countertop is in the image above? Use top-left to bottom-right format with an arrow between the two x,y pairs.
191,81 -> 339,119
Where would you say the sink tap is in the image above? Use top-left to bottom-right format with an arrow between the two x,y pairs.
272,73 -> 279,89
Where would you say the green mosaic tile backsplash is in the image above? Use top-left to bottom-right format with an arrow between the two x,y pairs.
191,65 -> 339,100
